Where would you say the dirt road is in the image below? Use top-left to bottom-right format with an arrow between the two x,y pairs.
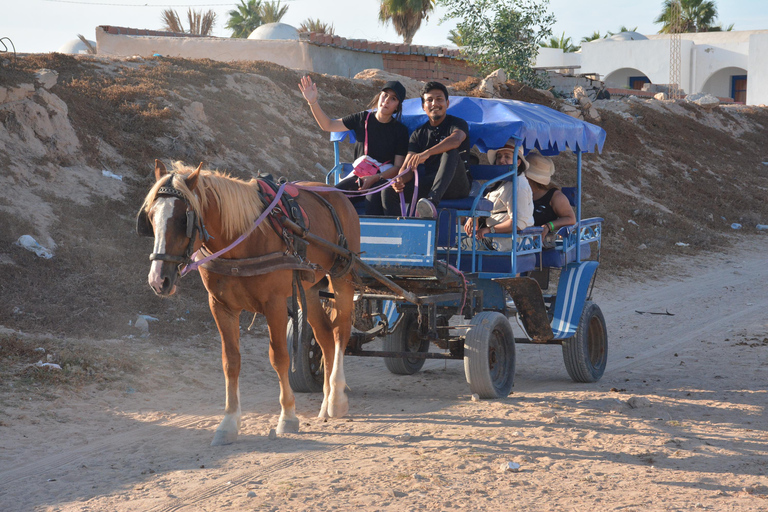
2,236 -> 767,511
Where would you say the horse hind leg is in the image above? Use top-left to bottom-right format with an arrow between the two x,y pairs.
304,282 -> 348,419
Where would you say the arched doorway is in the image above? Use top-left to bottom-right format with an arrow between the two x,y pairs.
701,66 -> 748,103
604,68 -> 651,90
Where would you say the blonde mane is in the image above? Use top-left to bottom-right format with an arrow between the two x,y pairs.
141,162 -> 267,240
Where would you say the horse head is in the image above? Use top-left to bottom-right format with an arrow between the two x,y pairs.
138,159 -> 204,296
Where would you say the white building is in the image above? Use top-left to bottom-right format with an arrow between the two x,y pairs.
535,30 -> 768,106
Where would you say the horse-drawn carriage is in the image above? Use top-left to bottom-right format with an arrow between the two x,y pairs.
137,95 -> 607,445
288,95 -> 608,399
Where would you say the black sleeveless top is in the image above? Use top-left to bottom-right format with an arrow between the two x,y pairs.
533,188 -> 558,226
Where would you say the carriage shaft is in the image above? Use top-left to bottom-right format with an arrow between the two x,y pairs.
280,217 -> 422,305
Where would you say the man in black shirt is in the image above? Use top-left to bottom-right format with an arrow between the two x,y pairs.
382,81 -> 471,218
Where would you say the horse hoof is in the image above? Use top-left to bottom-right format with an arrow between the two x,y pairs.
276,418 -> 300,434
211,429 -> 237,446
328,400 -> 349,418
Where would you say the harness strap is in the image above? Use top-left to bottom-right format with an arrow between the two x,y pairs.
302,189 -> 352,278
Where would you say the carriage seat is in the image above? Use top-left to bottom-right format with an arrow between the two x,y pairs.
444,251 -> 538,275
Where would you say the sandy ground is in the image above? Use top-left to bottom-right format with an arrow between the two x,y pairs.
1,236 -> 768,512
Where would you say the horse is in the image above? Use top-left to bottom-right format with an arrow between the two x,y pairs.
137,160 -> 360,446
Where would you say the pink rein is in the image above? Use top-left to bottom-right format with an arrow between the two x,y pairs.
181,167 -> 414,276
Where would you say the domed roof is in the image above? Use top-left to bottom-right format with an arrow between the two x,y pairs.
247,23 -> 299,41
606,31 -> 648,42
57,38 -> 96,54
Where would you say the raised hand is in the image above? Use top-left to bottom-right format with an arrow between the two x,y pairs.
298,75 -> 318,105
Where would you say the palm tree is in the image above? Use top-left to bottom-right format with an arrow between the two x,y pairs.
580,31 -> 604,43
447,26 -> 467,47
226,0 -> 263,38
540,32 -> 579,52
260,1 -> 289,24
606,25 -> 638,36
298,18 -> 335,35
655,0 -> 724,33
161,8 -> 216,35
379,0 -> 435,45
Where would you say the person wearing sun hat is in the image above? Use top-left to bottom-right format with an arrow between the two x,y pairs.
525,153 -> 576,243
463,139 -> 534,252
299,76 -> 409,214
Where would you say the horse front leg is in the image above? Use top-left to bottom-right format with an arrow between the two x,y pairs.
304,284 -> 348,419
265,300 -> 299,434
209,297 -> 243,446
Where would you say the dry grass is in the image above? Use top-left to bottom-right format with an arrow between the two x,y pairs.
0,333 -> 139,387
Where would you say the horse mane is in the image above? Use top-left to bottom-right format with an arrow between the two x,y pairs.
141,162 -> 267,240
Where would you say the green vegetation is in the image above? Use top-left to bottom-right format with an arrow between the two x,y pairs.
438,0 -> 555,88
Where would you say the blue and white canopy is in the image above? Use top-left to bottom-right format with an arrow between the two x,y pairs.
331,96 -> 606,155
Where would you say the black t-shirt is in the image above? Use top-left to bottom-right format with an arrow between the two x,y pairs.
408,114 -> 470,173
342,111 -> 409,164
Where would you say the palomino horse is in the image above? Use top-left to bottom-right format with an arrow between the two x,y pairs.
137,160 -> 360,445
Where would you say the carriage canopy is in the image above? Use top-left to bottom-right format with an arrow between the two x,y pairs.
331,96 -> 606,156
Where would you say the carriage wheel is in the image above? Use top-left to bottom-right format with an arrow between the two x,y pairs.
463,312 -> 516,399
383,311 -> 429,375
562,301 -> 607,383
286,310 -> 324,393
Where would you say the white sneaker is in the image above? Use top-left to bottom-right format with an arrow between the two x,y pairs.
416,198 -> 437,219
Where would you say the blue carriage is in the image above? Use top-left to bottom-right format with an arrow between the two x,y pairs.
288,96 -> 607,399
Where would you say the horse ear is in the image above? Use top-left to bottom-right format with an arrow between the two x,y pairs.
154,159 -> 168,182
186,162 -> 203,191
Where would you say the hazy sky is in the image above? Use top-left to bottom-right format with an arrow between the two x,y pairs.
1,0 -> 767,54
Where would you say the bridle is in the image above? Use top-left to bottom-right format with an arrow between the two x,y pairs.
137,176 -> 209,274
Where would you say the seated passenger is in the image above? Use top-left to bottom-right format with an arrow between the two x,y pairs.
299,76 -> 409,215
525,154 -> 577,247
463,140 -> 534,251
381,81 -> 471,218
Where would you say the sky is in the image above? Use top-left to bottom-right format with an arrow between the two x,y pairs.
1,0 -> 767,54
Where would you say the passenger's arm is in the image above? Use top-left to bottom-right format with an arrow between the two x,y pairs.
542,190 -> 577,235
401,128 -> 466,171
298,75 -> 347,132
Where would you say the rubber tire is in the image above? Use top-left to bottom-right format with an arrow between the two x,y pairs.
463,312 -> 516,399
286,310 -> 324,393
562,301 -> 607,383
383,311 -> 429,375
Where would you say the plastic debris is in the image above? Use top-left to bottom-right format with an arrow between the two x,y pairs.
756,225 -> 768,230
628,219 -> 639,226
102,170 -> 123,181
675,242 -> 690,247
15,235 -> 53,259
470,393 -> 480,402
394,433 -> 411,442
731,223 -> 742,229
34,361 -> 62,370
501,462 -> 521,472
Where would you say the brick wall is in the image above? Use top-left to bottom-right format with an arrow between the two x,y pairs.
382,54 -> 477,83
303,32 -> 478,84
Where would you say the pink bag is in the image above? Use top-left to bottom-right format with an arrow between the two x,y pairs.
352,112 -> 389,178
352,155 -> 381,177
